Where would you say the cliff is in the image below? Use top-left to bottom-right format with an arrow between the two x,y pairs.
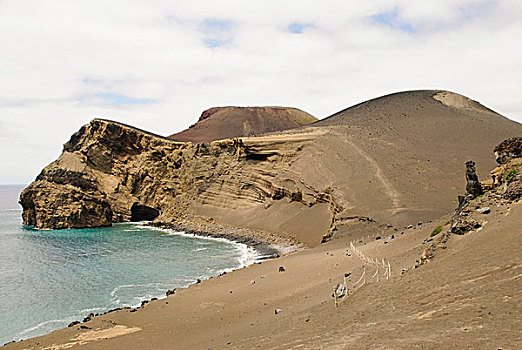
168,106 -> 317,143
20,90 -> 522,246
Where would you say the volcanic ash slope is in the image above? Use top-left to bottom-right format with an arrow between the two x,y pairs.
19,90 -> 522,247
6,145 -> 522,349
169,106 -> 318,143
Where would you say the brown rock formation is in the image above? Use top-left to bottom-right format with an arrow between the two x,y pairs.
465,160 -> 483,197
19,90 -> 522,246
491,150 -> 522,201
168,106 -> 317,143
494,137 -> 522,164
449,147 -> 522,237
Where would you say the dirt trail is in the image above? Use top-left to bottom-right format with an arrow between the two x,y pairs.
331,130 -> 401,210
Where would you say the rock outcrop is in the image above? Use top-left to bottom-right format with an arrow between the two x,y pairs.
169,106 -> 317,143
494,137 -> 522,165
491,156 -> 522,202
465,160 -> 483,197
454,140 -> 522,233
420,138 -> 521,267
19,119 -> 339,244
20,91 -> 522,246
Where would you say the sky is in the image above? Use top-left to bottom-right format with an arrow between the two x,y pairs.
1,0 -> 522,184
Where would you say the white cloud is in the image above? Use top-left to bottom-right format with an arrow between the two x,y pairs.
1,0 -> 522,183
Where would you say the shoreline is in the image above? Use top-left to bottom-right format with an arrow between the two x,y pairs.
3,221 -> 298,346
3,197 -> 521,348
148,220 -> 302,258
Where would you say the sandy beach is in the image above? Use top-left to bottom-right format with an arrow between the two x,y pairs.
4,187 -> 521,349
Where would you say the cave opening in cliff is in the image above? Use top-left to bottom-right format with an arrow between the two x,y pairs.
244,151 -> 278,161
130,203 -> 160,221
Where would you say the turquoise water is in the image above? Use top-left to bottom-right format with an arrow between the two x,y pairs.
0,185 -> 257,345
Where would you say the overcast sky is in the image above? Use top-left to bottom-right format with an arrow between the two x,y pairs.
1,0 -> 522,184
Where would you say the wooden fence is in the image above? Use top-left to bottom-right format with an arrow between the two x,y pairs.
333,241 -> 391,308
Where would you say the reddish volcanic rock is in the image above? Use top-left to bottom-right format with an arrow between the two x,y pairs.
169,106 -> 317,143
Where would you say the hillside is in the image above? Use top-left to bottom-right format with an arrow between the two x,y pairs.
19,90 -> 522,247
7,142 -> 522,349
8,90 -> 522,349
168,106 -> 317,143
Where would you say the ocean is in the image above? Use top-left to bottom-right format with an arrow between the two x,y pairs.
0,185 -> 258,345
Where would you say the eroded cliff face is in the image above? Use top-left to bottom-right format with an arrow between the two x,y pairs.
20,91 -> 522,246
20,119 -> 339,243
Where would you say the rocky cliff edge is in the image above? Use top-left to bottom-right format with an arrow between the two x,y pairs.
19,91 -> 522,246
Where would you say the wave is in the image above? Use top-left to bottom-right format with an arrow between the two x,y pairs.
80,306 -> 108,314
110,299 -> 121,306
108,281 -> 187,308
236,244 -> 260,268
109,282 -> 172,297
17,316 -> 77,337
77,252 -> 98,257
17,305 -> 114,340
141,225 -> 264,268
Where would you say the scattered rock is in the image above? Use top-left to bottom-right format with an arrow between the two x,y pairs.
451,218 -> 481,235
68,321 -> 80,327
166,289 -> 176,296
275,309 -> 282,315
421,248 -> 434,262
104,307 -> 122,315
375,236 -> 381,240
476,207 -> 491,214
407,225 -> 413,229
82,313 -> 94,322
278,266 -> 285,272
79,325 -> 91,330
